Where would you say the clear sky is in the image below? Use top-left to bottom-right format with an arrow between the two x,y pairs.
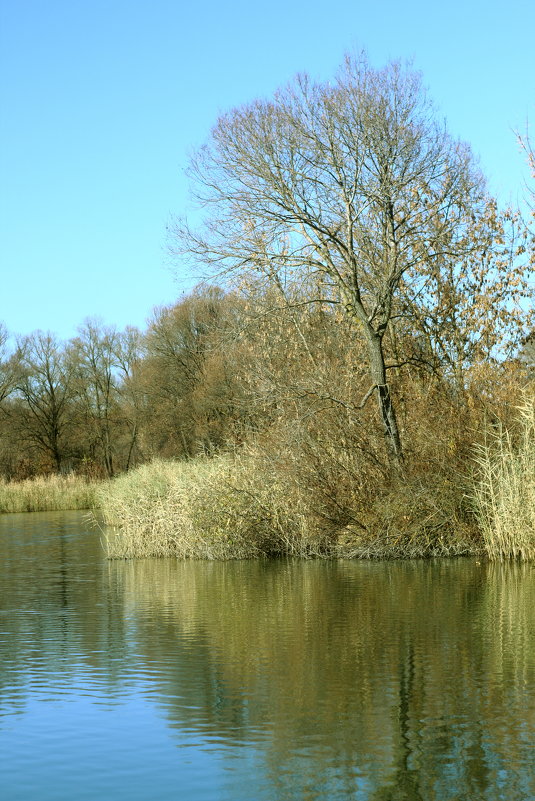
1,0 -> 534,342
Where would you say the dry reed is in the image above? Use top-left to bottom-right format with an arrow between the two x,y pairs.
98,439 -> 478,560
472,398 -> 535,560
97,455 -> 321,559
0,474 -> 99,513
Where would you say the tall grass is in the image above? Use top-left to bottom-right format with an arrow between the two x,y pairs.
0,474 -> 99,513
472,398 -> 535,560
97,455 -> 320,559
98,429 -> 477,561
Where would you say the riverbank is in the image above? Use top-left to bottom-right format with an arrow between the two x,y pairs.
97,400 -> 535,561
0,474 -> 99,513
97,455 -> 482,561
4,399 -> 535,561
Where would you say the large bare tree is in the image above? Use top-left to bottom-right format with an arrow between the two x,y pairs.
172,55 -> 486,469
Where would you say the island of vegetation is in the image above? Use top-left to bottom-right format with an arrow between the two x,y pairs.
1,55 -> 535,561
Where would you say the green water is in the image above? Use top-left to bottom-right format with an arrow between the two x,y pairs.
0,511 -> 534,800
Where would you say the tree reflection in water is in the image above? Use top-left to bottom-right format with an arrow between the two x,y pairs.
109,557 -> 535,801
1,513 -> 533,800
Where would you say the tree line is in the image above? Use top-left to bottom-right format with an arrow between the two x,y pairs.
0,289 -> 247,479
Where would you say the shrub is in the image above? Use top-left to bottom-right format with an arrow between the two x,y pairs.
99,399 -> 480,561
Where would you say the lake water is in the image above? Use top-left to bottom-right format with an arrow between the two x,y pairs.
1,511 -> 534,800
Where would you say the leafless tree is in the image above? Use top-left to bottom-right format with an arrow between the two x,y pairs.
14,331 -> 75,472
172,54 -> 485,470
69,319 -> 121,478
113,325 -> 145,470
0,323 -> 17,406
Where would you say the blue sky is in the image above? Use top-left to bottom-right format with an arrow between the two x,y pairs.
1,0 -> 534,342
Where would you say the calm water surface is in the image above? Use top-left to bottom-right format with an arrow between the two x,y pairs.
0,511 -> 534,800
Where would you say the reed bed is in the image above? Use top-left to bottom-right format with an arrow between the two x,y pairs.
98,443 -> 477,560
0,474 -> 99,513
472,398 -> 535,560
97,455 -> 320,559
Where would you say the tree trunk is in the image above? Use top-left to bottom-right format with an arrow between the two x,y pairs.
366,331 -> 403,472
125,421 -> 138,472
102,425 -> 114,478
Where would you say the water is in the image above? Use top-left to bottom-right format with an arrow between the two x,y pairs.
1,512 -> 534,800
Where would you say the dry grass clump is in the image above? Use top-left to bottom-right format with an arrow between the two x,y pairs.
472,398 -> 535,560
0,473 -> 99,513
98,455 -> 319,560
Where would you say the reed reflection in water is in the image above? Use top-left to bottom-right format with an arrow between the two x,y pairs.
109,556 -> 535,800
1,512 -> 534,801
